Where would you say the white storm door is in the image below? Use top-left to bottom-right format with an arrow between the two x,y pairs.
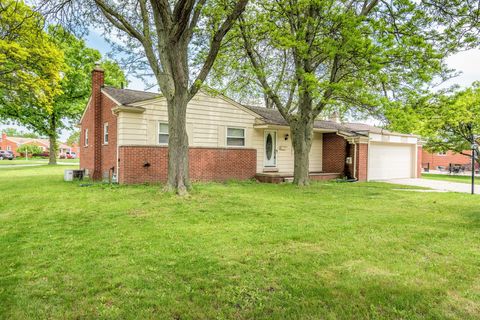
264,130 -> 277,167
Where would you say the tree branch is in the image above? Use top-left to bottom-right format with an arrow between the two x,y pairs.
189,0 -> 248,98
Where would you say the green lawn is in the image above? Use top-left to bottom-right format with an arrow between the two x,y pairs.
0,158 -> 79,165
422,173 -> 480,185
1,166 -> 479,319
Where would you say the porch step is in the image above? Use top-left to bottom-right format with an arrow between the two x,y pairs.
255,172 -> 341,183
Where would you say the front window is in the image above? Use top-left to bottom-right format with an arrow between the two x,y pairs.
437,151 -> 447,156
226,128 -> 245,147
158,122 -> 169,145
6,146 -> 11,151
104,122 -> 109,144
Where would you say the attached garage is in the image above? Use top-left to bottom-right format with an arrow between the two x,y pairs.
368,142 -> 416,180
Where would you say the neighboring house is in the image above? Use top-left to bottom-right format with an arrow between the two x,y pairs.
0,133 -> 78,157
422,149 -> 473,170
79,67 -> 422,184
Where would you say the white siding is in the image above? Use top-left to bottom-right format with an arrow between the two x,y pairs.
309,132 -> 323,171
118,92 -> 257,148
116,91 -> 323,174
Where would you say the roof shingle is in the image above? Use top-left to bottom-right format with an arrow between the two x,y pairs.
102,86 -> 160,105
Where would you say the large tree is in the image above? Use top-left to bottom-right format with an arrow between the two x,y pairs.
38,0 -> 248,194
212,0 -> 479,185
1,24 -> 126,164
0,0 -> 64,118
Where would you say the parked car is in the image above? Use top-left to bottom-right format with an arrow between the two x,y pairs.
66,151 -> 77,159
0,150 -> 15,160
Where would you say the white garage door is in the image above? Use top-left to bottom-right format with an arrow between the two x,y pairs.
369,143 -> 414,180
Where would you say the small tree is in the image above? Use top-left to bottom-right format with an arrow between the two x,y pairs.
17,144 -> 43,158
66,130 -> 80,146
418,83 -> 480,166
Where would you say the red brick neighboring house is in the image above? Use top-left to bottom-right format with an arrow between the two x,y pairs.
79,66 -> 422,184
422,149 -> 473,170
0,134 -> 49,156
0,133 -> 78,157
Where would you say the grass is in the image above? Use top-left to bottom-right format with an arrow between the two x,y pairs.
1,166 -> 479,319
0,158 -> 79,165
422,173 -> 480,185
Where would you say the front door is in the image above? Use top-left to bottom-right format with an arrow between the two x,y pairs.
264,130 -> 277,167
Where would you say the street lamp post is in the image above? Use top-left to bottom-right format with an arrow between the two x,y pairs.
472,141 -> 478,195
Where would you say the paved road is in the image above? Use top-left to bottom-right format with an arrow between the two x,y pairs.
385,178 -> 480,195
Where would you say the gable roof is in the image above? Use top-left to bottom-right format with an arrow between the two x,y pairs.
4,136 -> 75,148
102,86 -> 160,105
6,137 -> 50,147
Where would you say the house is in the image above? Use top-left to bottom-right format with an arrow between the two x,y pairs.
422,149 -> 473,171
0,133 -> 79,157
79,66 -> 422,184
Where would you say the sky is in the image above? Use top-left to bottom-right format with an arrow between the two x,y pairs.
1,29 -> 480,140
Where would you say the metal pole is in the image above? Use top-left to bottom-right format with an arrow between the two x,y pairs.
472,144 -> 476,195
472,148 -> 475,194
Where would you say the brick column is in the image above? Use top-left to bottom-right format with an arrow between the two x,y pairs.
356,143 -> 368,181
91,65 -> 104,180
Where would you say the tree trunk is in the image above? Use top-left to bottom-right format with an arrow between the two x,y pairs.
48,113 -> 57,165
290,119 -> 314,186
48,134 -> 57,165
165,90 -> 190,195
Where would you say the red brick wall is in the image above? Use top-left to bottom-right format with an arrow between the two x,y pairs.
356,143 -> 368,182
80,99 -> 95,174
422,149 -> 471,170
118,146 -> 257,184
0,133 -> 19,156
100,95 -> 118,179
79,67 -> 118,180
322,133 -> 347,174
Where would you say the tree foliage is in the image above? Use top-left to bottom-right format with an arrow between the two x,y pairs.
0,0 -> 64,112
16,143 -> 43,156
1,127 -> 40,138
211,0 -> 479,185
0,6 -> 126,164
414,83 -> 480,162
37,0 -> 249,194
66,130 -> 80,146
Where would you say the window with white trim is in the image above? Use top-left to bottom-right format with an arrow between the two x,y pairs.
85,128 -> 89,146
158,122 -> 169,145
226,127 -> 245,147
6,146 -> 11,151
437,151 -> 447,156
104,122 -> 109,144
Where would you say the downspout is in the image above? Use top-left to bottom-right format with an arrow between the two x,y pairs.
353,140 -> 357,180
115,110 -> 120,184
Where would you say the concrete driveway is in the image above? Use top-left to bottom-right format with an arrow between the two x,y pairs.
385,178 -> 480,195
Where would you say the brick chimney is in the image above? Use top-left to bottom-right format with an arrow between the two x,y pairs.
91,63 -> 104,180
1,132 -> 6,142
